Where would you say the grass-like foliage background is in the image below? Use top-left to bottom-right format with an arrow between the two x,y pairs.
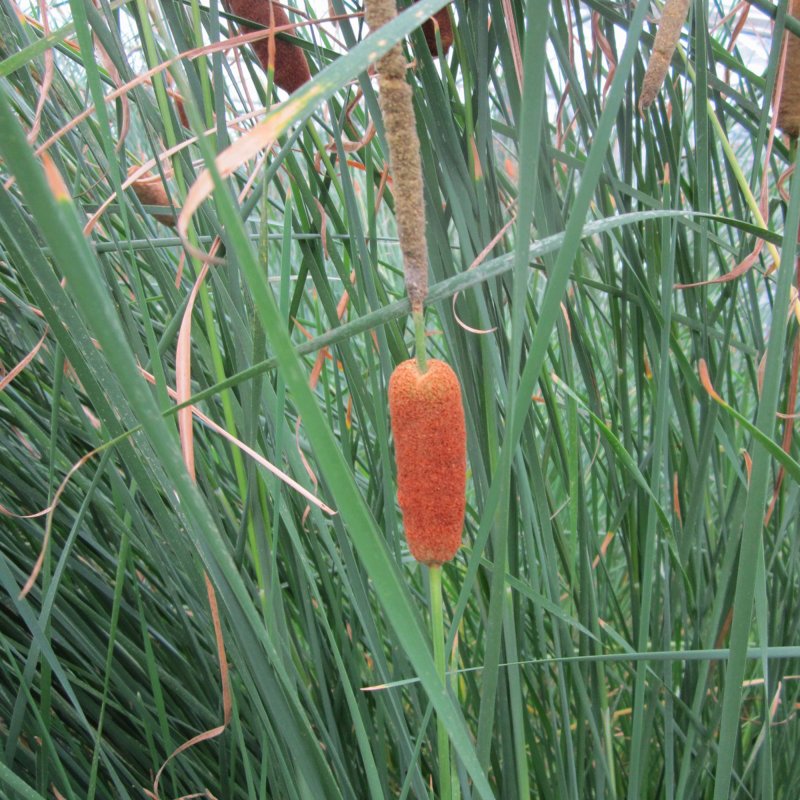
1,0 -> 800,797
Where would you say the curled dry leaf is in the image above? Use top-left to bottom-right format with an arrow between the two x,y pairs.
741,449 -> 753,484
19,445 -> 105,599
674,238 -> 764,289
592,10 -> 616,101
698,358 -> 724,405
294,273 -> 353,521
0,329 -> 48,392
177,93 -> 315,246
451,214 -> 513,335
591,530 -> 616,569
150,578 -> 230,800
32,28 -> 281,177
500,0 -> 523,91
27,0 -> 54,145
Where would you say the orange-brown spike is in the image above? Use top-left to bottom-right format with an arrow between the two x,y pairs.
777,0 -> 800,137
174,92 -> 190,128
388,359 -> 466,565
638,0 -> 690,113
226,0 -> 311,94
128,167 -> 176,227
419,3 -> 453,57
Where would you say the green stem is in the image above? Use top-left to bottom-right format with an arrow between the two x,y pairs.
414,308 -> 428,373
429,564 -> 452,800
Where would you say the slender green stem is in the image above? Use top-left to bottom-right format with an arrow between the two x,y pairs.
428,564 -> 451,800
414,308 -> 428,373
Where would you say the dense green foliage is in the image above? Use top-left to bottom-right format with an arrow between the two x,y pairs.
1,0 -> 800,797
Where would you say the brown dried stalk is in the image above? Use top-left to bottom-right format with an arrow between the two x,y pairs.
639,0 -> 691,113
365,0 -> 428,313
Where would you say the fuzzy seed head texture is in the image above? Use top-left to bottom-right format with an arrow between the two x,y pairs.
226,0 -> 310,94
388,359 -> 466,565
777,0 -> 800,137
366,0 -> 429,312
638,0 -> 691,112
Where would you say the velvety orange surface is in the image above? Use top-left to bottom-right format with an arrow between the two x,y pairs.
227,0 -> 311,93
388,358 -> 466,564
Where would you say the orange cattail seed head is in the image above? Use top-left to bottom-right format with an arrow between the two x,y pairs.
388,358 -> 466,565
227,0 -> 311,93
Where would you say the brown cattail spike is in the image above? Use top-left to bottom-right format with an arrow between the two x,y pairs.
226,0 -> 311,94
166,73 -> 190,128
174,92 -> 190,128
128,167 -> 176,227
388,358 -> 466,565
366,0 -> 428,313
418,2 -> 454,57
777,0 -> 800,137
638,0 -> 691,113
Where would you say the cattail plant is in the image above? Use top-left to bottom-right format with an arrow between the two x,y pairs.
128,166 -> 176,226
226,0 -> 311,93
387,353 -> 465,799
777,0 -> 800,137
366,1 -> 465,796
638,0 -> 691,112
